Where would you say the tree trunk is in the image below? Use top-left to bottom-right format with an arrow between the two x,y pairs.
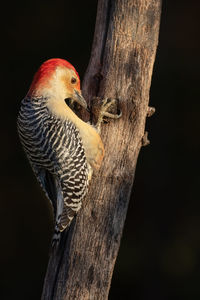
41,0 -> 162,299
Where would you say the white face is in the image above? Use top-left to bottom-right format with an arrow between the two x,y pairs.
44,66 -> 87,115
42,66 -> 81,101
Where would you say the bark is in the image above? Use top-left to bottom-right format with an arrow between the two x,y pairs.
41,0 -> 162,299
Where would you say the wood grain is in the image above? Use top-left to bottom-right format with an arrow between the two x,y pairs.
41,0 -> 162,299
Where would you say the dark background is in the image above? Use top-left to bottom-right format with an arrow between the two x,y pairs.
1,0 -> 199,299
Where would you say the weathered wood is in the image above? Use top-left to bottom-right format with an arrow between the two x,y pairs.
41,0 -> 162,299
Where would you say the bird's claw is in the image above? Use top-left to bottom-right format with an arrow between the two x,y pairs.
93,98 -> 122,132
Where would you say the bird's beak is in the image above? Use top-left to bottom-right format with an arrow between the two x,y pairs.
73,90 -> 88,109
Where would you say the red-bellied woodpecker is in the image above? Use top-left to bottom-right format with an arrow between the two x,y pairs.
17,58 -> 120,246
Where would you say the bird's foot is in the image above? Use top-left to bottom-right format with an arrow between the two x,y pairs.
92,97 -> 122,132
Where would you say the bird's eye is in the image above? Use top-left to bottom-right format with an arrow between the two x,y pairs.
71,77 -> 77,84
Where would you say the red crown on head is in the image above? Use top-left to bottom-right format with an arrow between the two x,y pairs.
27,58 -> 80,96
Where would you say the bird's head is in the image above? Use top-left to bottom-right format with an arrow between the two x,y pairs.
27,58 -> 87,109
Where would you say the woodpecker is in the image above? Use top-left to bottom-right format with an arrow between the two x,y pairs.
17,58 -> 120,246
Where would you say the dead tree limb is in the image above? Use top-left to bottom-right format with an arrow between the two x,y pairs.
41,0 -> 162,299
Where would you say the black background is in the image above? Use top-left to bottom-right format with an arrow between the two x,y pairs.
1,1 -> 200,299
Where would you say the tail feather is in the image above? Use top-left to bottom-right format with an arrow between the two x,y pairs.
51,223 -> 61,248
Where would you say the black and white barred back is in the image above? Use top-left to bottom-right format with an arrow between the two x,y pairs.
17,97 -> 89,244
